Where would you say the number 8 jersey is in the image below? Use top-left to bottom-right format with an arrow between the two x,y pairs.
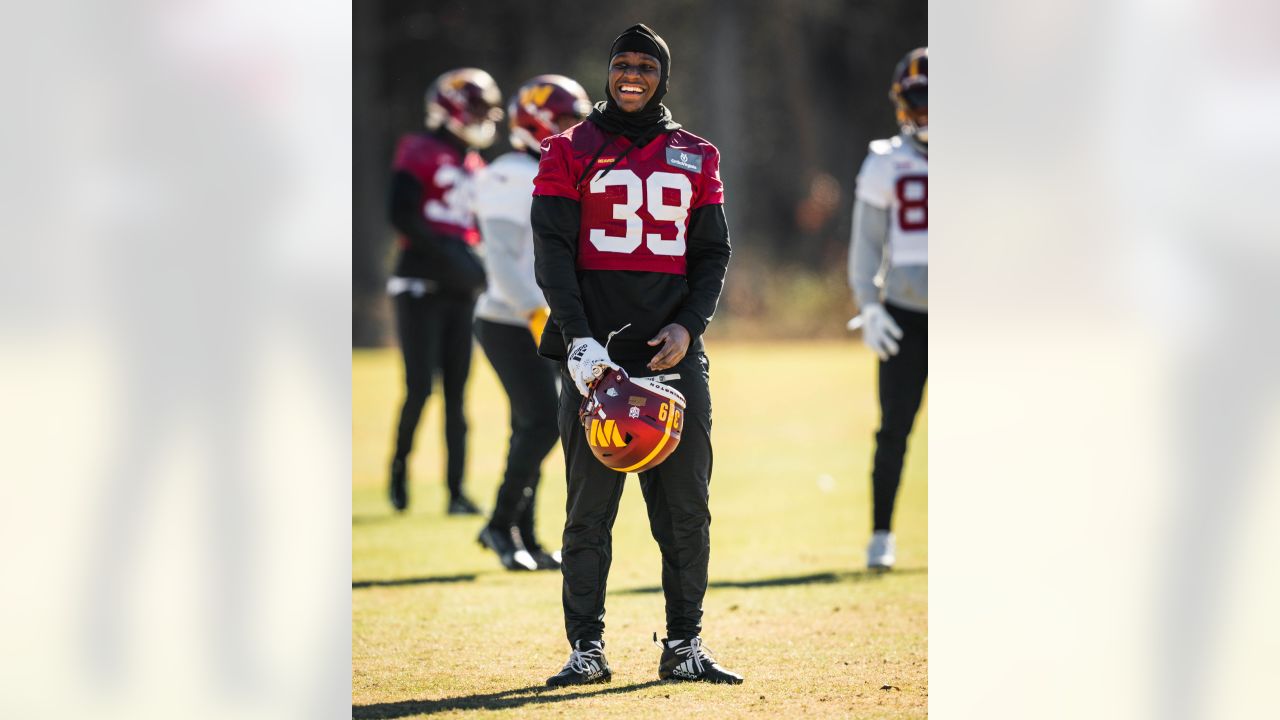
533,123 -> 723,275
855,134 -> 928,267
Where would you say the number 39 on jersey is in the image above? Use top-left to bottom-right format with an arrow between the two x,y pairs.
587,169 -> 692,256
532,122 -> 724,276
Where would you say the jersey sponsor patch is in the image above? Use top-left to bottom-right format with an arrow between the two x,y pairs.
665,147 -> 702,173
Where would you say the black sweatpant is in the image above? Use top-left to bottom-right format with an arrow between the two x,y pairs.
871,302 -> 928,531
392,290 -> 475,498
558,351 -> 713,645
474,318 -> 560,539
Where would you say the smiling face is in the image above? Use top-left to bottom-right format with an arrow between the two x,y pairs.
608,51 -> 661,112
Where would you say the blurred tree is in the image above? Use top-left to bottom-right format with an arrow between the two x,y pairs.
354,0 -> 925,345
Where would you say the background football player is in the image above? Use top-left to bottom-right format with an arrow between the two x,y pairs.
848,47 -> 928,570
531,24 -> 742,686
471,74 -> 591,571
386,68 -> 500,515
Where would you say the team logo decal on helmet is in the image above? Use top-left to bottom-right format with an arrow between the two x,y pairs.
890,47 -> 928,143
425,67 -> 504,149
580,370 -> 685,473
507,74 -> 591,152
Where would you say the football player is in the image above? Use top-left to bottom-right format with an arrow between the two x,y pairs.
532,23 -> 742,686
386,68 -> 501,515
471,74 -> 591,571
848,48 -> 928,570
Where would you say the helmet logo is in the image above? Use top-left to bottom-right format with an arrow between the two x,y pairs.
628,406 -> 641,419
588,418 -> 626,448
520,84 -> 554,108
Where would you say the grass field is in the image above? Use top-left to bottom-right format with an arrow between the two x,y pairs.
353,340 -> 927,718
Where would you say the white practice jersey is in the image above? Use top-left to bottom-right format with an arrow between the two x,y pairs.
855,134 -> 928,267
471,152 -> 547,326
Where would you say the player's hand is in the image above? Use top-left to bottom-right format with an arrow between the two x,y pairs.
646,323 -> 690,372
528,307 -> 549,343
860,303 -> 903,360
567,337 -> 620,397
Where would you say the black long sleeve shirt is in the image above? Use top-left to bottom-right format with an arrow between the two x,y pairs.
531,195 -> 731,362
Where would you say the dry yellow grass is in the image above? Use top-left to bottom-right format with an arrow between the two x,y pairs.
354,339 -> 927,718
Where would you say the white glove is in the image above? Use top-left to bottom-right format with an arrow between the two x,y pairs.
859,303 -> 903,360
567,337 -> 620,397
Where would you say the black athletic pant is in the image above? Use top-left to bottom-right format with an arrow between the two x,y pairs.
392,290 -> 475,498
872,302 -> 928,531
558,352 -> 712,645
474,319 -> 560,539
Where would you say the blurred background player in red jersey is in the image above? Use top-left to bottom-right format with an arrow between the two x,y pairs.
848,48 -> 928,570
531,23 -> 742,687
471,74 -> 591,570
386,68 -> 501,515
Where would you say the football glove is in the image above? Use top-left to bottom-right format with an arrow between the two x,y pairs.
859,303 -> 903,360
567,337 -> 619,397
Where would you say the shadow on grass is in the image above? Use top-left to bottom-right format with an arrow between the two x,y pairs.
353,574 -> 477,589
352,679 -> 666,717
615,567 -> 927,595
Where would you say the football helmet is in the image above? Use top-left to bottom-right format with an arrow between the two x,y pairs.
508,74 -> 591,152
425,68 -> 504,149
890,47 -> 927,143
579,369 -> 685,473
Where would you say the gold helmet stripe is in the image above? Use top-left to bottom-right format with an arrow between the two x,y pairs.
615,400 -> 677,473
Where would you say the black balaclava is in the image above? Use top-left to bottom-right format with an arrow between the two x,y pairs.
587,23 -> 681,145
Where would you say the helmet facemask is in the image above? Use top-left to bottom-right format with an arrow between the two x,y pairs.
894,82 -> 928,144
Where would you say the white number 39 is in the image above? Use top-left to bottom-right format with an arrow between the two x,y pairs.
588,169 -> 692,256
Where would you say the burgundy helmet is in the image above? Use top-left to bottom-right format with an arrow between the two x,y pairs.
507,74 -> 591,152
425,68 -> 504,149
579,369 -> 685,473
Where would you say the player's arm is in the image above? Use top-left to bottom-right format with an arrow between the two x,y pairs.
388,170 -> 486,293
849,154 -> 903,359
849,149 -> 893,308
647,202 -> 730,371
849,197 -> 890,308
672,203 -> 732,339
672,144 -> 732,341
531,195 -> 592,346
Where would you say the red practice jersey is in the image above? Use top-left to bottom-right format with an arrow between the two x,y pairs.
392,132 -> 485,247
532,122 -> 723,275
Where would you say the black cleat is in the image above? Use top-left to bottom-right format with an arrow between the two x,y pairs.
389,459 -> 408,512
546,640 -> 611,687
656,634 -> 744,684
447,495 -> 481,516
477,525 -> 537,571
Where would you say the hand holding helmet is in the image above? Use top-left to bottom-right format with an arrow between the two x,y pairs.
567,337 -> 620,397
